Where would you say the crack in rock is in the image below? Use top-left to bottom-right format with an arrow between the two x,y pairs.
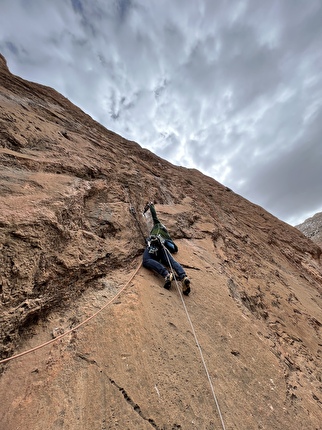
108,377 -> 160,429
75,352 -> 98,365
74,354 -> 182,430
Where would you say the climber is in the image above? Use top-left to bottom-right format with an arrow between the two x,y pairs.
143,202 -> 178,253
142,203 -> 190,295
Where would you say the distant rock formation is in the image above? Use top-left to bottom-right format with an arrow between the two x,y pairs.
296,212 -> 322,248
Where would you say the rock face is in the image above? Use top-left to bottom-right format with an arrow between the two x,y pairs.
0,54 -> 322,430
296,212 -> 322,249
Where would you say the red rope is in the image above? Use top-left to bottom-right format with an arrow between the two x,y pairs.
0,261 -> 142,365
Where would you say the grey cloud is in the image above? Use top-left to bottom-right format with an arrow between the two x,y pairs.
71,0 -> 83,14
231,105 -> 322,222
155,132 -> 181,160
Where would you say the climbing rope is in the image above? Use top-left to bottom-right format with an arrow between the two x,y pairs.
162,244 -> 227,430
2,194 -> 147,366
0,260 -> 142,365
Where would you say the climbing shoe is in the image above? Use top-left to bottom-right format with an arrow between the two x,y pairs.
164,273 -> 173,290
181,277 -> 191,296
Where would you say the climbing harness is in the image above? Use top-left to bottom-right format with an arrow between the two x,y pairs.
162,243 -> 227,430
0,260 -> 142,365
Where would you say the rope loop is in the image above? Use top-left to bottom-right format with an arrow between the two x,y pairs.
0,260 -> 142,365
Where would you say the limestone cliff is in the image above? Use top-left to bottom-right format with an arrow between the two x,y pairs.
0,54 -> 321,430
297,211 -> 322,249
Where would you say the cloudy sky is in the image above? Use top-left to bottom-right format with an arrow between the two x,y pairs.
1,0 -> 322,226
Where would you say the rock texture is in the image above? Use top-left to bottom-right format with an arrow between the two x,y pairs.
296,212 -> 322,249
0,53 -> 322,430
